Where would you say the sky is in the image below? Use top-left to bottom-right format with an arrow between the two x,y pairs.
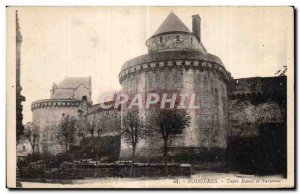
7,7 -> 292,123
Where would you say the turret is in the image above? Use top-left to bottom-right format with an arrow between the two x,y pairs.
145,12 -> 206,53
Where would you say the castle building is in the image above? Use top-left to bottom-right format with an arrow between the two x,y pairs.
50,77 -> 92,102
31,77 -> 121,155
30,12 -> 287,174
119,12 -> 231,163
31,77 -> 92,153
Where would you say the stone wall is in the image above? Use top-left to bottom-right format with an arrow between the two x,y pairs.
227,76 -> 287,175
85,104 -> 121,137
51,86 -> 91,102
51,88 -> 75,100
228,76 -> 286,137
119,58 -> 230,163
146,32 -> 204,53
74,85 -> 91,102
31,97 -> 121,155
31,99 -> 81,154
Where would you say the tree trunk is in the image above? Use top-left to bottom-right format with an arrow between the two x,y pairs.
163,139 -> 168,176
96,135 -> 99,166
28,137 -> 35,153
65,141 -> 68,152
32,136 -> 36,153
131,144 -> 136,177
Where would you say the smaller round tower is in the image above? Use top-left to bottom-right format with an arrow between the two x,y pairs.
31,77 -> 92,154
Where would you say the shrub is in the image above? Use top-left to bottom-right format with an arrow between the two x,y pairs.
60,161 -> 75,169
49,153 -> 72,168
17,152 -> 42,169
20,160 -> 46,179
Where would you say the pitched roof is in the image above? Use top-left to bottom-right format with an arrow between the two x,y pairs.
57,77 -> 91,89
153,12 -> 191,36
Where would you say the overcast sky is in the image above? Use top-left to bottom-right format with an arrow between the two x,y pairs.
7,7 -> 292,122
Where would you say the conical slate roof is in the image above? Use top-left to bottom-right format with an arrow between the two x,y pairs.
153,12 -> 191,36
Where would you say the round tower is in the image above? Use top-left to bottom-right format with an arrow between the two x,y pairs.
31,99 -> 81,153
119,12 -> 231,164
31,77 -> 92,154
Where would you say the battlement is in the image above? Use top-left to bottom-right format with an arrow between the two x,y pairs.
31,99 -> 82,111
119,53 -> 231,84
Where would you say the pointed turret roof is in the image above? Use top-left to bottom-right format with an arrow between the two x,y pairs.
152,12 -> 191,36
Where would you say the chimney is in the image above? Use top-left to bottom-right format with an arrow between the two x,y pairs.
192,15 -> 201,42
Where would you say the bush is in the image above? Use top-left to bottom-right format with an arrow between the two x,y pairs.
20,160 -> 46,179
18,152 -> 73,169
39,152 -> 53,167
49,153 -> 72,168
60,161 -> 75,169
17,152 -> 42,169
58,161 -> 77,179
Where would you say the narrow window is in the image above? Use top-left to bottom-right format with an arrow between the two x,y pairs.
159,37 -> 163,43
191,37 -> 193,44
176,35 -> 180,42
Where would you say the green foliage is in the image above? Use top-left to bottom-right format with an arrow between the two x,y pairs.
147,107 -> 191,141
23,122 -> 40,152
146,107 -> 191,175
57,115 -> 77,151
17,152 -> 72,169
17,152 -> 42,168
86,114 -> 97,137
121,109 -> 146,145
70,136 -> 120,161
19,160 -> 46,179
49,153 -> 72,168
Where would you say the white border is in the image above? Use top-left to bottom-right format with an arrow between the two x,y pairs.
1,0 -> 298,193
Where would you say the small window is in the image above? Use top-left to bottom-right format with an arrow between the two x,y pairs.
159,37 -> 163,43
191,37 -> 193,44
176,35 -> 180,42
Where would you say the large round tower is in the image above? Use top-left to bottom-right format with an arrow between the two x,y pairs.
119,12 -> 231,164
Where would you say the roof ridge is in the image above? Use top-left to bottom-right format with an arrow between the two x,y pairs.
57,77 -> 91,89
153,12 -> 191,36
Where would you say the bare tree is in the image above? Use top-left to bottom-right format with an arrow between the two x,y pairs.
96,113 -> 107,137
23,122 -> 40,153
77,109 -> 87,137
58,114 -> 77,152
122,109 -> 145,177
147,107 -> 191,176
86,114 -> 97,138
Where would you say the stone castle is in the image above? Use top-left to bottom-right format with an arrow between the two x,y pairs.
30,12 -> 286,171
119,12 -> 230,162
